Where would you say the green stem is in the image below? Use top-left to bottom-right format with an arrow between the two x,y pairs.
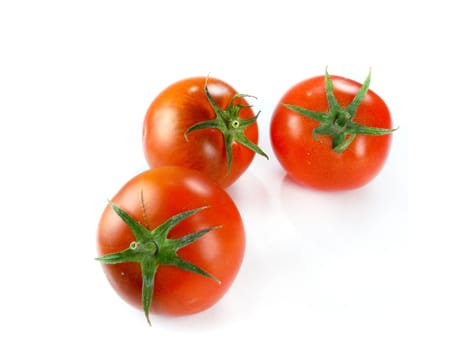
130,241 -> 158,255
283,68 -> 397,153
96,202 -> 221,325
184,78 -> 269,172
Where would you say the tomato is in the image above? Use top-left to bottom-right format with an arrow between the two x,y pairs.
270,69 -> 395,190
96,166 -> 245,324
142,76 -> 268,188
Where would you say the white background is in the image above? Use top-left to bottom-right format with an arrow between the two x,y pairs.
1,1 -> 465,349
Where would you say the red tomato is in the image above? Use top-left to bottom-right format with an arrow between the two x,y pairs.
270,70 -> 394,190
96,166 -> 245,323
142,77 -> 267,188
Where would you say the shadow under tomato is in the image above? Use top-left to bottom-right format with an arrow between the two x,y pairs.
278,173 -> 394,252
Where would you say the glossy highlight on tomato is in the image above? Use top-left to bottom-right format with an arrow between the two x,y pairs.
142,77 -> 267,188
96,166 -> 245,322
270,70 -> 394,191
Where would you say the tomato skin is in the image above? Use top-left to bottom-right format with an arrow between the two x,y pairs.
142,77 -> 259,188
97,166 -> 245,316
270,75 -> 393,190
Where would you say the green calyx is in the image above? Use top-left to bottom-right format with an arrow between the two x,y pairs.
283,68 -> 397,153
184,79 -> 269,171
96,201 -> 221,325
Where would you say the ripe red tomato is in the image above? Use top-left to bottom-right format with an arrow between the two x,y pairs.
270,70 -> 394,190
142,77 -> 267,188
96,166 -> 245,323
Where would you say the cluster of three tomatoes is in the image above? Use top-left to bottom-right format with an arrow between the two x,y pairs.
96,71 -> 395,324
